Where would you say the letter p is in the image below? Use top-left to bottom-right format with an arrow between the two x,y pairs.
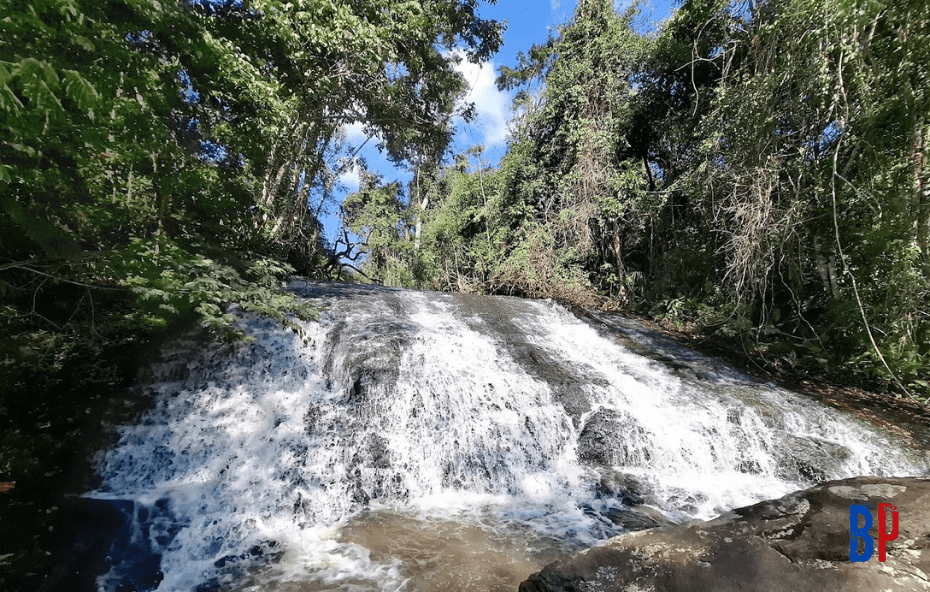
877,503 -> 899,562
849,504 -> 873,562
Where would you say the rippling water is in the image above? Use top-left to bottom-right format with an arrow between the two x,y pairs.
87,280 -> 928,591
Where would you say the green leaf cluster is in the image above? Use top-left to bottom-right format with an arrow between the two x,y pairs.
355,0 -> 928,400
0,0 -> 503,492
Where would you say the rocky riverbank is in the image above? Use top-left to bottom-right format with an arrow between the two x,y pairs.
520,476 -> 930,592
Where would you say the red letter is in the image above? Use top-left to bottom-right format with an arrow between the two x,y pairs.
878,503 -> 899,562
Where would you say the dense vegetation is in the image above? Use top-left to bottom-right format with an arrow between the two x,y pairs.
0,0 -> 926,586
0,1 -> 500,584
345,0 -> 929,402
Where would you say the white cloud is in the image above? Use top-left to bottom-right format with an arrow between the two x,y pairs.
551,0 -> 560,12
454,57 -> 512,150
338,162 -> 361,192
344,121 -> 367,147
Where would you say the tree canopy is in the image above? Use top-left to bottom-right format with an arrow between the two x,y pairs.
0,0 -> 501,499
343,0 -> 929,400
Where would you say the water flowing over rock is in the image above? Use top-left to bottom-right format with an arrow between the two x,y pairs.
520,476 -> 930,592
84,280 -> 928,592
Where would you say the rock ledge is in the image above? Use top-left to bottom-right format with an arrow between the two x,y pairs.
520,476 -> 930,592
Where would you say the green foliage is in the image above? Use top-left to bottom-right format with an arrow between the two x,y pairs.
0,1 -> 507,582
476,0 -> 656,301
0,0 -> 503,324
0,0 -> 504,496
370,0 -> 928,400
672,0 -> 930,397
338,170 -> 418,286
0,0 -> 503,338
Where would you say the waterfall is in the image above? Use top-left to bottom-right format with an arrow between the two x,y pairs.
88,280 -> 928,592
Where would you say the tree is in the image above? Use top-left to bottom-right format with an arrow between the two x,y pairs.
339,170 -> 415,285
364,0 -> 929,399
250,0 -> 503,267
680,0 -> 930,394
0,0 -> 503,327
0,0 -> 503,493
494,0 -> 651,300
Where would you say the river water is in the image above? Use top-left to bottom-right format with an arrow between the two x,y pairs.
87,280 -> 928,591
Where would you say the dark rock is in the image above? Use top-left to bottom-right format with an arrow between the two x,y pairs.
37,497 -> 128,592
360,433 -> 392,469
323,312 -> 416,406
304,406 -> 324,435
578,409 -> 651,467
602,505 -> 671,532
520,476 -> 930,592
775,435 -> 851,483
351,483 -> 371,505
596,470 -> 647,506
548,381 -> 594,425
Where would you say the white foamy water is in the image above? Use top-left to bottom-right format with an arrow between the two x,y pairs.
88,281 -> 928,592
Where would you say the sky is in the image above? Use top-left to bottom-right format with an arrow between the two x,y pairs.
326,0 -> 677,243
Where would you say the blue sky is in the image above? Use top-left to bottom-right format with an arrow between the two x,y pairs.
325,0 -> 677,243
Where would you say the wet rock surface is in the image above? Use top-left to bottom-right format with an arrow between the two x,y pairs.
520,476 -> 930,592
580,307 -> 930,453
450,292 -> 605,425
71,280 -> 928,591
578,409 -> 653,468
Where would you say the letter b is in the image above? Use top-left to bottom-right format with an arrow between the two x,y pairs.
849,504 -> 873,562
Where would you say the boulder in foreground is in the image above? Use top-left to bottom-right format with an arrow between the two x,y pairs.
521,476 -> 930,592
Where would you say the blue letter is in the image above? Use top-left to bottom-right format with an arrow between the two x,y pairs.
850,504 -> 873,562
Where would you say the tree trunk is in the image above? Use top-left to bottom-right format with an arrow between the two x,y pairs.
814,238 -> 841,300
414,168 -> 428,251
611,219 -> 624,281
914,120 -> 930,275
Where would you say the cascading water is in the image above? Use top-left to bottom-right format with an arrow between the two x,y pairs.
88,280 -> 928,592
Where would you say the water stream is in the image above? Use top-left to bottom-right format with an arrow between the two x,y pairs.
87,280 -> 928,591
